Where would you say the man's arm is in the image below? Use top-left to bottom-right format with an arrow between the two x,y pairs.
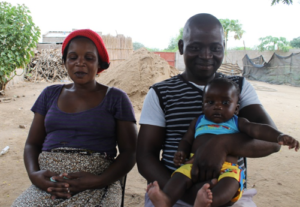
184,84 -> 282,204
190,104 -> 281,184
238,104 -> 281,152
238,117 -> 299,151
238,117 -> 281,142
137,124 -> 171,188
239,104 -> 277,128
218,104 -> 280,156
137,88 -> 172,188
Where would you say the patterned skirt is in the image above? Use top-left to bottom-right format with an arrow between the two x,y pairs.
12,149 -> 122,207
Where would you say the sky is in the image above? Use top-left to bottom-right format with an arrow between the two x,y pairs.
4,0 -> 300,50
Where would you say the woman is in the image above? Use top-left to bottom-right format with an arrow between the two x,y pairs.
12,29 -> 137,207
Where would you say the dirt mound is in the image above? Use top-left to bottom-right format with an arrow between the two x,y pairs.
97,48 -> 179,112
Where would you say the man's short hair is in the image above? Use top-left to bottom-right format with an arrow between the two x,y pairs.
183,13 -> 224,40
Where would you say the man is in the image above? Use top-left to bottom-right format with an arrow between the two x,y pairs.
137,13 -> 280,207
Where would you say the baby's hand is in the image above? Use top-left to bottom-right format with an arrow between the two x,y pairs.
277,134 -> 299,151
174,151 -> 187,166
184,154 -> 194,164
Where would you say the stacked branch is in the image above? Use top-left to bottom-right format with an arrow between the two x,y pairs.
102,34 -> 133,67
219,63 -> 242,76
25,49 -> 68,82
25,34 -> 133,82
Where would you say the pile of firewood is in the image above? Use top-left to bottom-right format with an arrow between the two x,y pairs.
25,49 -> 69,82
219,63 -> 242,76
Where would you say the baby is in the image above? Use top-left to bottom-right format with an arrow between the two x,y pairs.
147,78 -> 299,207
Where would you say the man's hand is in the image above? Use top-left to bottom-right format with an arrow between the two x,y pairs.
190,136 -> 227,183
277,134 -> 299,151
174,151 -> 187,166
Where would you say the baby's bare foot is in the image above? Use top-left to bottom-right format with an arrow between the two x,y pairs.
148,181 -> 171,207
194,183 -> 213,207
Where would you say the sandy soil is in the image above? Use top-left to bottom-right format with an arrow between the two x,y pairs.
0,80 -> 299,207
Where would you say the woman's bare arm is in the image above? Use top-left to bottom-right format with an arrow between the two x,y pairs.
24,113 -> 69,199
95,120 -> 137,186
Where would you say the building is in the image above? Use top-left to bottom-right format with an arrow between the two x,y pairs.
42,31 -> 70,43
42,30 -> 102,43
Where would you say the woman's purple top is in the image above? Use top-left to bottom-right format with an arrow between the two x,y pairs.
31,84 -> 136,157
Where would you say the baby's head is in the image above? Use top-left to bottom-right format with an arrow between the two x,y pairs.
203,78 -> 240,123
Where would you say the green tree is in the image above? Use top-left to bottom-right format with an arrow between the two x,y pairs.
290,37 -> 300,48
219,19 -> 244,57
258,36 -> 290,52
133,42 -> 145,50
271,0 -> 293,5
165,28 -> 183,52
0,2 -> 40,90
165,37 -> 177,51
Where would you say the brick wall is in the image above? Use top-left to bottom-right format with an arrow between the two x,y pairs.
154,52 -> 176,66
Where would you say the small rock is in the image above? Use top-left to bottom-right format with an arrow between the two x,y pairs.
0,98 -> 11,103
0,146 -> 10,156
13,99 -> 16,101
22,95 -> 25,97
19,125 -> 26,129
278,182 -> 282,185
18,107 -> 23,110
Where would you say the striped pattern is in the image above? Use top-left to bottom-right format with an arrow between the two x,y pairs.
152,74 -> 245,175
31,84 -> 136,157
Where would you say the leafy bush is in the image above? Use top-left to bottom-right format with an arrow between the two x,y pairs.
0,2 -> 40,90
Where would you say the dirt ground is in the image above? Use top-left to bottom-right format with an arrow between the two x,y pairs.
0,79 -> 299,207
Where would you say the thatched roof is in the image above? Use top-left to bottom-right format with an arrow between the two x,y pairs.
219,63 -> 242,76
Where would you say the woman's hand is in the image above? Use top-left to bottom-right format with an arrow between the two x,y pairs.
29,170 -> 71,199
49,172 -> 100,195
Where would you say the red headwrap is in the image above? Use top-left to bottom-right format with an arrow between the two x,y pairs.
62,29 -> 110,74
